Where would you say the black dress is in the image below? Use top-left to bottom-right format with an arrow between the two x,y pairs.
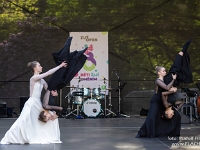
164,40 -> 193,86
47,37 -> 87,106
48,37 -> 88,91
137,79 -> 181,138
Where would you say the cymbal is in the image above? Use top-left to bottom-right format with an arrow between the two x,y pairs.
66,86 -> 76,88
106,88 -> 114,90
99,78 -> 109,81
198,79 -> 200,81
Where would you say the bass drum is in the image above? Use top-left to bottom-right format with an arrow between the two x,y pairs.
82,99 -> 101,117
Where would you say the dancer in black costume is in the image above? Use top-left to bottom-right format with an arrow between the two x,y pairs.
40,37 -> 88,117
136,40 -> 192,138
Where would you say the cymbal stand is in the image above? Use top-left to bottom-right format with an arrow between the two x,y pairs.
65,77 -> 83,119
65,91 -> 72,114
107,80 -> 117,117
76,76 -> 81,91
65,91 -> 76,118
65,104 -> 82,119
113,70 -> 130,118
102,79 -> 117,117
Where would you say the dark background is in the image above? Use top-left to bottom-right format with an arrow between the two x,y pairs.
0,0 -> 200,115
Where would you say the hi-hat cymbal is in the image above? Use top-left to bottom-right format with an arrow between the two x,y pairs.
106,88 -> 114,90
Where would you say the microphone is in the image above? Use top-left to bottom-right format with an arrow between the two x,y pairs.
112,67 -> 116,73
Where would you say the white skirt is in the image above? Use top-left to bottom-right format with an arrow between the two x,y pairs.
0,97 -> 61,144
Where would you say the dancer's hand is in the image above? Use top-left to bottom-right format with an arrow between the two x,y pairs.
51,90 -> 58,96
173,87 -> 177,93
172,73 -> 177,80
51,111 -> 58,121
59,61 -> 68,68
169,87 -> 177,93
169,87 -> 173,92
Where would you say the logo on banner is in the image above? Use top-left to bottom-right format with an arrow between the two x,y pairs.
81,36 -> 98,42
83,44 -> 96,71
74,44 -> 100,81
71,32 -> 108,86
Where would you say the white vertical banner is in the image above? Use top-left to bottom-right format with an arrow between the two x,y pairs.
70,32 -> 109,91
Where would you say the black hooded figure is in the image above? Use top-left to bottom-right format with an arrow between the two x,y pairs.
136,40 -> 193,138
42,37 -> 88,111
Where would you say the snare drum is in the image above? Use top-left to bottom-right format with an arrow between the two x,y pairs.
81,88 -> 91,98
92,88 -> 101,98
82,99 -> 101,117
72,92 -> 84,105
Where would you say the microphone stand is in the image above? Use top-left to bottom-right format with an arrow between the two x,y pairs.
113,70 -> 130,118
102,78 -> 117,118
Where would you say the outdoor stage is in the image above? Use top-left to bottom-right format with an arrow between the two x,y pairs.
0,116 -> 200,150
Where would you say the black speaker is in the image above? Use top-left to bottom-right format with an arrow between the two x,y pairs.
0,101 -> 7,117
20,96 -> 29,112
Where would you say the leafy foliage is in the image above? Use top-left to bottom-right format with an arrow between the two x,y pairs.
0,0 -> 200,111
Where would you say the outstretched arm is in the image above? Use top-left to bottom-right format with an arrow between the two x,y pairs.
32,61 -> 67,81
156,75 -> 176,91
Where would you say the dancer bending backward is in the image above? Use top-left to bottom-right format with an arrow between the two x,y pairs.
161,86 -> 186,119
136,40 -> 192,138
0,61 -> 67,144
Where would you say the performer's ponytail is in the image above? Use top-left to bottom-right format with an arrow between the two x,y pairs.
27,61 -> 38,73
155,66 -> 164,75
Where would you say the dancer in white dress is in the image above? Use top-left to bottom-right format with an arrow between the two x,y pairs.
0,61 -> 67,144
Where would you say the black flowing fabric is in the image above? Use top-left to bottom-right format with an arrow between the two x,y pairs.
164,40 -> 193,86
48,37 -> 88,91
136,40 -> 192,138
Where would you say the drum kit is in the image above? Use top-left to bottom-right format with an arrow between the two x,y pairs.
65,78 -> 117,118
181,84 -> 200,122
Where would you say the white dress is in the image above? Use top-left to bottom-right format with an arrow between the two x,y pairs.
0,80 -> 62,144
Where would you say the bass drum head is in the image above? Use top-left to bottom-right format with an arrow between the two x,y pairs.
83,99 -> 101,117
